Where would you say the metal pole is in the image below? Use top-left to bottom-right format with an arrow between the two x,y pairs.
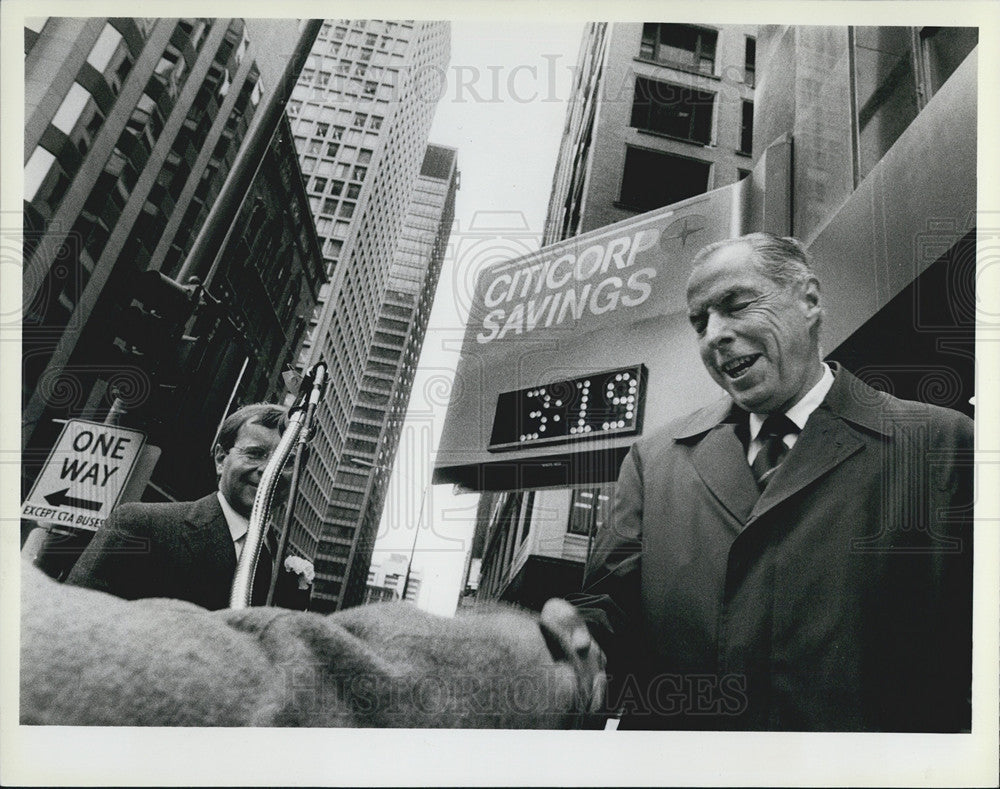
400,482 -> 430,602
266,363 -> 326,606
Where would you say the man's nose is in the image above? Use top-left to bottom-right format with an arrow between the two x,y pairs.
703,312 -> 734,348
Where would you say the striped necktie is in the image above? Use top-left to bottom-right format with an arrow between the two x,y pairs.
750,413 -> 799,491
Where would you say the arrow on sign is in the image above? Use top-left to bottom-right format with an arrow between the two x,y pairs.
44,488 -> 103,511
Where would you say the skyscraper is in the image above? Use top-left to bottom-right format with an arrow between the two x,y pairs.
281,20 -> 452,612
21,18 -> 324,504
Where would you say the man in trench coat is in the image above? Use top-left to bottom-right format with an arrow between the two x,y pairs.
570,233 -> 973,731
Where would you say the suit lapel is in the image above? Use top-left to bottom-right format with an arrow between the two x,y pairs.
181,494 -> 237,578
689,422 -> 760,529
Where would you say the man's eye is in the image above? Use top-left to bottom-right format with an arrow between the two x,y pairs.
690,316 -> 707,334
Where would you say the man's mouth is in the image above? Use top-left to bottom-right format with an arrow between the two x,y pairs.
720,354 -> 761,379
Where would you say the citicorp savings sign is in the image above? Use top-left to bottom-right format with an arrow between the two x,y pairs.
435,181 -> 747,489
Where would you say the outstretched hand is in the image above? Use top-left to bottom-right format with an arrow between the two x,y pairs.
538,598 -> 607,721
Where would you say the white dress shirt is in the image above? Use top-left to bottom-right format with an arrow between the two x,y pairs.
216,490 -> 249,562
747,363 -> 835,464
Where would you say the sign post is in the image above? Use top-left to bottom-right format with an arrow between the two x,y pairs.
21,420 -> 147,532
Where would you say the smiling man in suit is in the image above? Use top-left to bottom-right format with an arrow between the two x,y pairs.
571,232 -> 973,731
67,403 -> 311,610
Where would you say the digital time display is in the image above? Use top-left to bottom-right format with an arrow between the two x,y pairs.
488,365 -> 647,452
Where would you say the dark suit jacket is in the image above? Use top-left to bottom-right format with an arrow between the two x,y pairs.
66,493 -> 309,611
571,364 -> 973,731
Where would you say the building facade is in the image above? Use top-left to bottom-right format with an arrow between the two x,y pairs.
336,144 -> 459,609
280,20 -> 452,612
22,18 -> 324,505
544,22 -> 756,244
364,552 -> 422,604
446,23 -> 977,610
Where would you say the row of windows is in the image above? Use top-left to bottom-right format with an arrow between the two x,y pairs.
638,24 -> 756,85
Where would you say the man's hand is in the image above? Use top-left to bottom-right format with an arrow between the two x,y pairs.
539,598 -> 607,720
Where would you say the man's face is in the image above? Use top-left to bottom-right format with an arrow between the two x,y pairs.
686,243 -> 822,414
214,421 -> 283,518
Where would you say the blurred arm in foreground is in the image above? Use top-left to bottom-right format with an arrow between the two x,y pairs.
21,562 -> 605,728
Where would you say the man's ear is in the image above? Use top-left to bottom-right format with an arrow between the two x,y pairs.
212,444 -> 226,477
801,277 -> 822,325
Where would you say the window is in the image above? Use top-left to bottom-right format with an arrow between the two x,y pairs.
330,180 -> 344,196
357,149 -> 372,164
619,146 -> 711,212
24,147 -> 56,202
310,176 -> 327,193
316,122 -> 329,137
51,83 -> 93,135
630,77 -> 714,144
567,488 -> 612,537
338,202 -> 355,218
331,125 -> 345,141
739,100 -> 753,155
853,28 -> 919,181
639,23 -> 717,75
744,37 -> 756,86
87,23 -> 123,73
354,112 -> 368,128
323,198 -> 339,213
353,166 -> 367,180
307,139 -> 322,154
920,27 -> 977,96
346,183 -> 361,199
369,115 -> 383,131
327,142 -> 340,157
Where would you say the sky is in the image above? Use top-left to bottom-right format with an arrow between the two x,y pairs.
370,21 -> 586,616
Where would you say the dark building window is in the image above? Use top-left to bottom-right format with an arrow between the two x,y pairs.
630,77 -> 715,144
567,487 -> 612,537
920,27 -> 977,96
853,28 -> 920,181
639,23 -> 717,75
744,36 -> 756,86
739,100 -> 754,154
619,146 -> 711,212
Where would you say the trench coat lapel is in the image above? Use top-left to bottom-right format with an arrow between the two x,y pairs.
679,400 -> 759,529
181,494 -> 237,578
749,406 -> 865,520
749,364 -> 881,521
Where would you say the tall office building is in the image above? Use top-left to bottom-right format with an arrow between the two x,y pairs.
545,22 -> 756,244
281,20 -> 452,612
364,552 -> 422,604
455,23 -> 976,610
21,18 -> 324,504
336,144 -> 459,610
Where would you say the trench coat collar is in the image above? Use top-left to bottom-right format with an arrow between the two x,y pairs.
671,362 -> 892,440
671,363 -> 889,526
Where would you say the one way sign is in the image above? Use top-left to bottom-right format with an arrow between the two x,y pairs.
22,420 -> 146,531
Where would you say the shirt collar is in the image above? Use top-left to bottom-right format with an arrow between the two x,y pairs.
749,363 -> 835,440
216,490 -> 248,544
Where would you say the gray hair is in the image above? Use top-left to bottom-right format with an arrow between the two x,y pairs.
691,232 -> 817,289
